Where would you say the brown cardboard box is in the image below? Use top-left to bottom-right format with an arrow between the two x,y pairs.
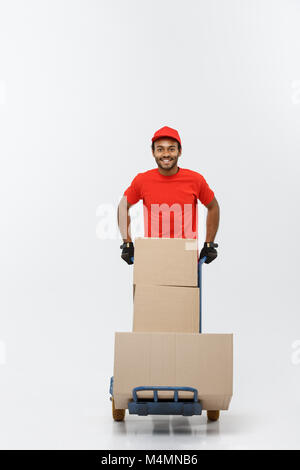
113,332 -> 233,410
133,237 -> 199,287
133,284 -> 199,333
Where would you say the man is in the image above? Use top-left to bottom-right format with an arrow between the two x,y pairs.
118,126 -> 219,264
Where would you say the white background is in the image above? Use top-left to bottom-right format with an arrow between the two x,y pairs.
0,0 -> 300,450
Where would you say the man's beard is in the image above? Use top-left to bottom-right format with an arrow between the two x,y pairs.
155,156 -> 179,171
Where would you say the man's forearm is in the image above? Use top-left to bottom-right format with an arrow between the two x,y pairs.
205,205 -> 220,242
121,213 -> 132,243
117,199 -> 132,242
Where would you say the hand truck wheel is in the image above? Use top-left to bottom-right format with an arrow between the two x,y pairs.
207,410 -> 220,421
112,397 -> 125,422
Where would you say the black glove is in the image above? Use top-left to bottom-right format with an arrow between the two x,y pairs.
120,241 -> 134,265
200,242 -> 218,264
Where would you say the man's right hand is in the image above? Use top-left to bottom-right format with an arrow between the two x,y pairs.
120,241 -> 134,265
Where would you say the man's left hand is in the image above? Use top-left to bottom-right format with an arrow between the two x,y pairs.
200,242 -> 218,264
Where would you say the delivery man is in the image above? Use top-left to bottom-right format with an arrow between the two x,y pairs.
117,126 -> 219,264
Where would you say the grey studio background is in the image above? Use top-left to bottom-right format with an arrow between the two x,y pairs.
0,0 -> 300,450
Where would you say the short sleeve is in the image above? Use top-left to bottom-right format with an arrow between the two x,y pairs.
197,174 -> 215,206
123,173 -> 142,205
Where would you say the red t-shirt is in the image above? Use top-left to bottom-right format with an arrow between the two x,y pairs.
123,167 -> 214,240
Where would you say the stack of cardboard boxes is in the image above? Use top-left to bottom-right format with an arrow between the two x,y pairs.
113,237 -> 233,412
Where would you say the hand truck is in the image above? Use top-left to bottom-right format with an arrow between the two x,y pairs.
109,255 -> 220,422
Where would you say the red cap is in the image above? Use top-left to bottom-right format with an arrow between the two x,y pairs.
151,126 -> 181,147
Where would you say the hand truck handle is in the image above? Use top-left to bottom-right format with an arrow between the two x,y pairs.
132,386 -> 198,403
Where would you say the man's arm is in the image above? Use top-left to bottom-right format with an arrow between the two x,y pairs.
117,196 -> 134,242
204,196 -> 220,242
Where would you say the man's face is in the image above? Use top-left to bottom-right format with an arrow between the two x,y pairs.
152,138 -> 181,171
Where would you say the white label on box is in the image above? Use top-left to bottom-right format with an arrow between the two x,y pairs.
184,241 -> 198,251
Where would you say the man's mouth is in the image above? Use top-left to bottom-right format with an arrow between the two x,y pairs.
160,158 -> 173,163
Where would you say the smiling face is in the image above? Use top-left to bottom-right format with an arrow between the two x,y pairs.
152,137 -> 182,172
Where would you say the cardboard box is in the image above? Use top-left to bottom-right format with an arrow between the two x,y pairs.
133,237 -> 199,287
133,284 -> 200,333
113,332 -> 233,410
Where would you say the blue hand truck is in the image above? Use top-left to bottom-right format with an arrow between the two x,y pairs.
109,255 -> 220,422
